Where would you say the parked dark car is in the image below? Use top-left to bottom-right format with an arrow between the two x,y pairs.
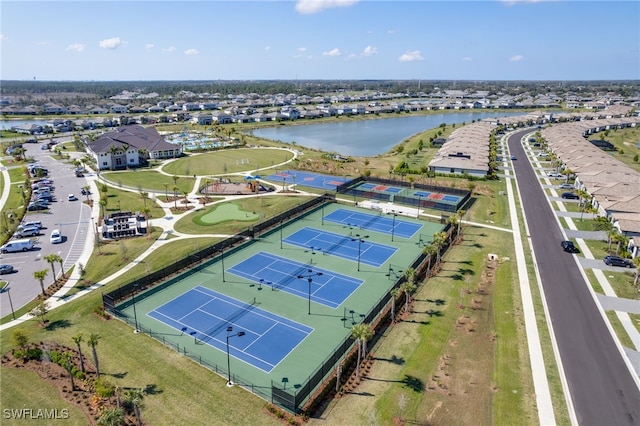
604,255 -> 634,268
27,202 -> 48,211
561,241 -> 578,253
561,192 -> 579,200
0,264 -> 15,274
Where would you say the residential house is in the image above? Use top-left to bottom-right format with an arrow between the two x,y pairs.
86,125 -> 182,170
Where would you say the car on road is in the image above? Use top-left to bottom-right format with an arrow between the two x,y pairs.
0,264 -> 15,274
561,192 -> 579,200
67,194 -> 77,201
561,240 -> 578,253
50,229 -> 63,244
558,183 -> 574,189
604,255 -> 635,268
510,155 -> 517,160
81,188 -> 91,195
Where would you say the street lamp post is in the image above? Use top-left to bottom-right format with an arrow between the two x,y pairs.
5,287 -> 15,320
390,210 -> 398,242
352,234 -> 369,272
226,326 -> 245,386
416,194 -> 422,218
131,283 -> 139,333
220,246 -> 226,283
297,269 -> 323,315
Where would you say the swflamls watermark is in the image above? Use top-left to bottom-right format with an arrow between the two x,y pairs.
3,408 -> 69,420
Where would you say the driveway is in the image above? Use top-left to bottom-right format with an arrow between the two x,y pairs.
0,142 -> 92,315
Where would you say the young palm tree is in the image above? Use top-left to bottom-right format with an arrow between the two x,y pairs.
61,351 -> 76,391
351,323 -> 374,380
72,334 -> 85,373
422,244 -> 438,277
399,280 -> 417,313
33,269 -> 49,295
633,257 -> 640,288
389,288 -> 400,323
87,333 -> 102,377
97,407 -> 124,426
44,254 -> 58,281
432,231 -> 448,268
123,388 -> 144,426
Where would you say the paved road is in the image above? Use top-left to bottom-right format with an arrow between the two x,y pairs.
509,130 -> 640,425
0,140 -> 92,315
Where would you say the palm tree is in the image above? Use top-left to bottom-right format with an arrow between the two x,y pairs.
140,191 -> 148,208
87,333 -> 101,377
99,198 -> 108,218
613,233 -> 628,255
633,257 -> 640,287
72,334 -> 85,373
455,209 -> 466,240
97,407 -> 125,426
399,280 -> 417,313
163,183 -> 169,201
350,323 -> 373,380
61,351 -> 76,391
389,288 -> 400,323
108,144 -> 120,170
173,186 -> 179,209
432,231 -> 448,268
123,388 -> 144,426
422,244 -> 438,277
44,254 -> 58,281
607,228 -> 619,252
33,269 -> 49,295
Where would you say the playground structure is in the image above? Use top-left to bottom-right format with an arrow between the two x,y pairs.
201,177 -> 275,196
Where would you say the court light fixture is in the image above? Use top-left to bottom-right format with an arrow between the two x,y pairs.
226,326 -> 245,387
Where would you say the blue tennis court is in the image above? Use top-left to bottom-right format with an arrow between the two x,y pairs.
148,286 -> 312,373
284,227 -> 397,267
265,170 -> 348,190
323,208 -> 422,239
414,191 -> 432,198
357,182 -> 402,193
227,252 -> 363,308
442,195 -> 459,202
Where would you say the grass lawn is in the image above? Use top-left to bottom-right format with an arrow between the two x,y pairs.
100,170 -> 195,194
161,148 -> 294,176
590,127 -> 640,173
313,225 -> 536,425
96,186 -> 165,220
174,195 -> 312,234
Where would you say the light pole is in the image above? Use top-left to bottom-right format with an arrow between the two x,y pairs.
226,326 -> 245,386
5,286 -> 15,320
390,210 -> 398,242
416,194 -> 422,218
220,246 -> 226,282
280,219 -> 283,249
297,269 -> 323,315
131,283 -> 139,333
351,234 -> 369,272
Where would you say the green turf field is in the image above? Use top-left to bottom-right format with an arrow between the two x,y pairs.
116,202 -> 444,407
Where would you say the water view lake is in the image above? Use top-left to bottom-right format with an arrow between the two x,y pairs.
1,111 -> 525,157
250,111 -> 524,156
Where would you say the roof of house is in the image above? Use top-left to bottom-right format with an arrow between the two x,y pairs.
87,125 -> 177,154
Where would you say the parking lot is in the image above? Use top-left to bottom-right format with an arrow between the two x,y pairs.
1,140 -> 92,314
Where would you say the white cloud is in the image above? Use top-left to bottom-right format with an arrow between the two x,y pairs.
297,47 -> 307,52
510,54 -> 525,62
146,43 -> 155,49
398,50 -> 424,62
387,29 -> 396,35
162,46 -> 176,53
66,43 -> 86,53
295,0 -> 359,15
362,46 -> 377,56
345,53 -> 357,61
265,46 -> 271,51
99,37 -> 125,49
184,49 -> 199,55
322,48 -> 341,57
462,57 -> 472,62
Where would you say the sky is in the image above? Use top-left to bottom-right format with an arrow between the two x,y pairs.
1,0 -> 638,82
